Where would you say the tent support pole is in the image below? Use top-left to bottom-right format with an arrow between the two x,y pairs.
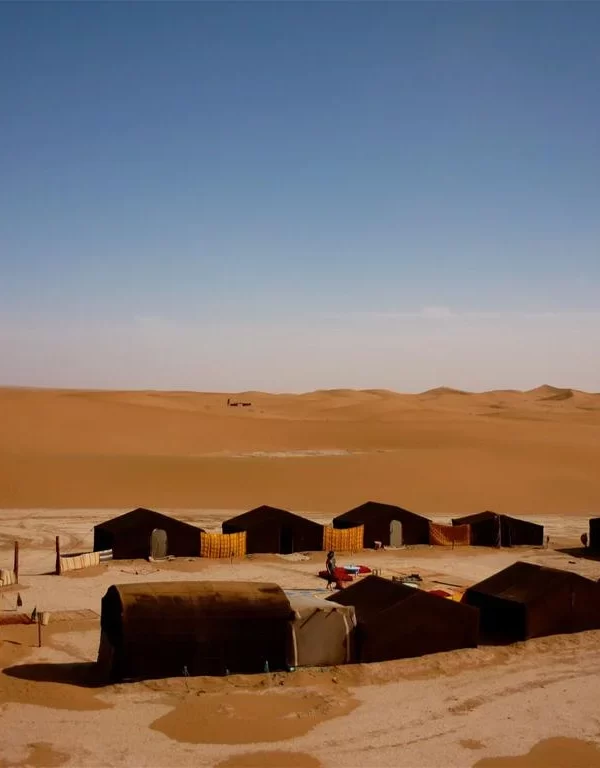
13,541 -> 19,583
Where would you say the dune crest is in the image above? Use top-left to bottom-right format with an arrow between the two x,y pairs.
419,387 -> 471,397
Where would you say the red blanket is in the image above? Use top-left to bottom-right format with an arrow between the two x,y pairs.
318,567 -> 354,582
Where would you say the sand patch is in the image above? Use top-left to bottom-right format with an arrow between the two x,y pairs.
0,742 -> 68,768
474,737 -> 600,767
153,557 -> 222,573
215,752 -> 322,768
150,688 -> 357,744
460,739 -> 485,750
61,564 -> 108,579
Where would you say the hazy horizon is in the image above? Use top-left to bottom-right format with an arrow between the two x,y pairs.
0,373 -> 597,397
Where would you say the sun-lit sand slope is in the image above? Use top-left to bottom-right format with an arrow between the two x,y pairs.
0,385 -> 599,512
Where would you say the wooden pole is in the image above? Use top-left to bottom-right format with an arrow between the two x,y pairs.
38,616 -> 42,648
55,536 -> 61,575
13,541 -> 19,583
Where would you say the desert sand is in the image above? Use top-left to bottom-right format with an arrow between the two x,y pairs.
0,385 -> 599,513
1,386 -> 600,767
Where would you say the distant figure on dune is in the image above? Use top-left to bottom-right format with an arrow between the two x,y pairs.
581,532 -> 588,549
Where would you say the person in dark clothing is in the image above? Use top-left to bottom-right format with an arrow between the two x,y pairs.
325,550 -> 337,590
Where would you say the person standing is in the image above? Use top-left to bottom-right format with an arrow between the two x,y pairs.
325,550 -> 337,590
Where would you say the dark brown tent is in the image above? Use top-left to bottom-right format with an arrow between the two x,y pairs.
97,581 -> 294,681
93,508 -> 204,560
452,511 -> 543,547
327,575 -> 479,662
222,506 -> 324,554
589,518 -> 600,550
333,501 -> 430,547
463,561 -> 600,642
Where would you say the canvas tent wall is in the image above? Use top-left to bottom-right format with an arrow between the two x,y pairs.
463,561 -> 600,642
333,502 -> 430,548
328,575 -> 478,662
97,581 -> 294,681
589,518 -> 600,550
222,506 -> 324,554
287,594 -> 356,667
93,508 -> 204,560
452,511 -> 543,548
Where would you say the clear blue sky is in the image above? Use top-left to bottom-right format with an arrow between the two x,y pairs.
1,2 -> 599,391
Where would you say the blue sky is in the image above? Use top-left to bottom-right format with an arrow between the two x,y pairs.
1,3 -> 599,391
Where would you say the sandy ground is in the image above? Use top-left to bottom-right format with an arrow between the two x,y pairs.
1,387 -> 600,766
0,386 -> 599,513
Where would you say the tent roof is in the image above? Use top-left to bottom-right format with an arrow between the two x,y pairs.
452,511 -> 542,529
326,575 -> 422,620
288,594 -> 351,614
224,505 -> 322,529
95,507 -> 204,534
102,580 -> 293,627
327,575 -> 475,626
334,501 -> 429,524
452,510 -> 498,526
466,561 -> 596,605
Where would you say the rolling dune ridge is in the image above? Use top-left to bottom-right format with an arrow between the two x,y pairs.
1,386 -> 598,513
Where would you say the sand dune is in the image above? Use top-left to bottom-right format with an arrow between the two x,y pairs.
0,386 -> 599,512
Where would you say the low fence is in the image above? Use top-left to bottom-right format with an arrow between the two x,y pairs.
323,525 -> 364,552
429,522 -> 471,547
58,549 -> 113,574
200,531 -> 246,558
0,541 -> 19,587
0,568 -> 17,588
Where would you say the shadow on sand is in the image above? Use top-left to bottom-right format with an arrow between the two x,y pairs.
2,662 -> 105,688
555,547 -> 600,563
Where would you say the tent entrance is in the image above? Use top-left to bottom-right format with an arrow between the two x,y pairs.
390,520 -> 403,547
150,528 -> 168,560
280,526 -> 294,554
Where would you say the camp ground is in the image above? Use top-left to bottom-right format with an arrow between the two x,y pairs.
3,506 -> 600,678
2,506 -> 600,768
